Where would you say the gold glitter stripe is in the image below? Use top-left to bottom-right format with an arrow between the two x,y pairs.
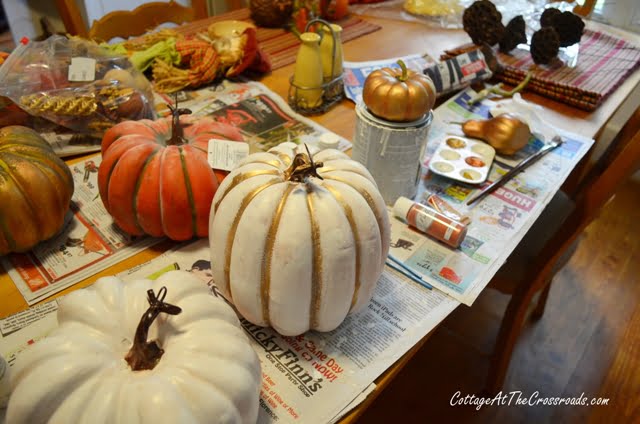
261,183 -> 295,324
323,175 -> 386,268
223,179 -> 281,301
214,169 -> 281,213
247,159 -> 282,168
274,151 -> 292,167
306,185 -> 323,330
324,185 -> 361,310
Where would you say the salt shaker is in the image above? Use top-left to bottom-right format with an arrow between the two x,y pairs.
293,32 -> 324,109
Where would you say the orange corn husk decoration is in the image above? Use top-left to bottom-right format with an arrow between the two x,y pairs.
152,38 -> 221,93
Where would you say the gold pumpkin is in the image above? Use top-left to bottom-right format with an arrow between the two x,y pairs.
0,126 -> 74,255
362,59 -> 436,122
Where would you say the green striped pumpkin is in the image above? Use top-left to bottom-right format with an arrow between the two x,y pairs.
0,126 -> 74,255
209,142 -> 390,336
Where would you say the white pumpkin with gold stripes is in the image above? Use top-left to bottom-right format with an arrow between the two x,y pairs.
209,142 -> 390,336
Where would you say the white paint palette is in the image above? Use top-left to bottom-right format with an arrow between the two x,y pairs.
428,135 -> 495,184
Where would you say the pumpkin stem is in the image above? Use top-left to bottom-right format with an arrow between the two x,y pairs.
284,144 -> 324,183
125,286 -> 182,371
166,94 -> 193,146
396,59 -> 408,82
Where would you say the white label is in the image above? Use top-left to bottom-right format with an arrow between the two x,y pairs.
68,57 -> 96,82
414,211 -> 435,233
207,139 -> 250,171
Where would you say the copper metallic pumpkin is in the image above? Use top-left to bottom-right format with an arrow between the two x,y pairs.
0,126 -> 74,255
362,60 -> 436,122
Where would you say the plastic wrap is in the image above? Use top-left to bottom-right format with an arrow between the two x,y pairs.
0,35 -> 155,135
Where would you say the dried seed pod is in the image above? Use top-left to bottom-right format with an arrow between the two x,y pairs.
499,15 -> 527,53
463,0 -> 505,46
540,8 -> 561,28
530,27 -> 560,65
550,11 -> 585,47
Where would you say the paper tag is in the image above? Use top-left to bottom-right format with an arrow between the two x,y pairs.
68,57 -> 96,82
208,139 -> 250,171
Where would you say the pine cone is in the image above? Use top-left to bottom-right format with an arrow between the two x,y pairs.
550,11 -> 585,47
499,15 -> 527,53
530,27 -> 560,65
462,0 -> 505,46
540,8 -> 561,28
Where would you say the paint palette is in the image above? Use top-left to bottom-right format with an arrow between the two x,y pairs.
428,136 -> 495,184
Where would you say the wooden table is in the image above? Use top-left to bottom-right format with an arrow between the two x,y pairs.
1,12 -> 639,423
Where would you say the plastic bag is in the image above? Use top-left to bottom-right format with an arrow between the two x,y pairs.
0,35 -> 156,135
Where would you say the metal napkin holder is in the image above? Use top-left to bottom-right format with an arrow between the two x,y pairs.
288,18 -> 345,115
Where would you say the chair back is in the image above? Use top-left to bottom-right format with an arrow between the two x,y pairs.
541,108 -> 640,277
55,0 -> 209,40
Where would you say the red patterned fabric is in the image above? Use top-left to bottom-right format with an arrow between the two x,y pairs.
445,30 -> 640,111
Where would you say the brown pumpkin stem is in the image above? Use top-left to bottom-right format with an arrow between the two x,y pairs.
125,286 -> 182,371
283,144 -> 324,183
166,93 -> 193,145
396,59 -> 408,82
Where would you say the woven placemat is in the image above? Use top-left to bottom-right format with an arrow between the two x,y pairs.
176,8 -> 382,70
443,29 -> 640,111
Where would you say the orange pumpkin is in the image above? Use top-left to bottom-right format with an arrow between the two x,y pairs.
0,126 -> 74,255
98,106 -> 244,241
362,59 -> 436,122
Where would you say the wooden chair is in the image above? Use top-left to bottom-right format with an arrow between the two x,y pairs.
55,0 -> 209,41
484,107 -> 640,394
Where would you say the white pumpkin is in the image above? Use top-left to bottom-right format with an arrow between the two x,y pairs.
209,142 -> 390,336
6,271 -> 262,424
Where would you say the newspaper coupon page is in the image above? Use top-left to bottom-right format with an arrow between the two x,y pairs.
387,88 -> 595,306
116,238 -> 459,423
154,79 -> 352,152
0,155 -> 163,306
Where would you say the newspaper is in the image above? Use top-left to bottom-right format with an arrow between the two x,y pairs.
388,87 -> 596,306
343,54 -> 434,103
153,79 -> 352,152
40,131 -> 102,158
0,155 -> 163,306
2,80 -> 352,306
0,237 -> 459,423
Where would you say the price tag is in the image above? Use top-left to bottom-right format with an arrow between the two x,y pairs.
68,57 -> 96,82
208,139 -> 250,171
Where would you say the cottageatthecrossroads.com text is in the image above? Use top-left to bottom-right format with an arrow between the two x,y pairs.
450,391 -> 610,410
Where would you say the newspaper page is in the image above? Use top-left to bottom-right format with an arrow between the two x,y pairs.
41,131 -> 102,158
343,54 -> 434,103
0,155 -> 163,306
388,88 -> 596,306
154,79 -> 352,152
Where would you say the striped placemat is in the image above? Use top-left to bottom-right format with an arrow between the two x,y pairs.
443,29 -> 640,111
176,8 -> 382,70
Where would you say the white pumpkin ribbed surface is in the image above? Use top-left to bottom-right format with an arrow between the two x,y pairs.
209,142 -> 391,336
6,271 -> 261,424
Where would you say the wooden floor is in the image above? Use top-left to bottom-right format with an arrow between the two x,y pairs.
359,175 -> 640,423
